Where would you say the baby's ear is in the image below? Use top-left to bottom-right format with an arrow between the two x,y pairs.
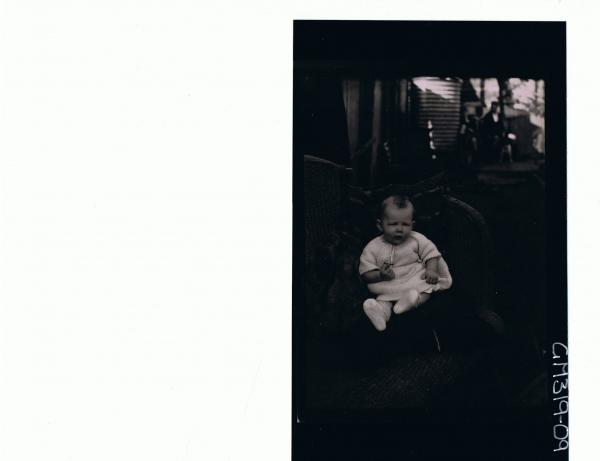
376,219 -> 383,232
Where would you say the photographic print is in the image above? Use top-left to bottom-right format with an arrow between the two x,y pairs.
293,21 -> 566,460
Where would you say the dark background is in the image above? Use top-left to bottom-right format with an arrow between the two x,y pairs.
293,21 -> 566,460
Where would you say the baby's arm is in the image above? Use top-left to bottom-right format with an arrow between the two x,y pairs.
424,257 -> 440,284
413,232 -> 442,284
362,265 -> 394,284
359,241 -> 394,283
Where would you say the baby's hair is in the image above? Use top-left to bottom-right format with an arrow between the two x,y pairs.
379,194 -> 414,219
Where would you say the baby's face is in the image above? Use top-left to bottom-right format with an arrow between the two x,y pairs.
378,205 -> 414,245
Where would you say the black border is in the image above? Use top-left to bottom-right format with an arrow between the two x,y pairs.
293,21 -> 566,460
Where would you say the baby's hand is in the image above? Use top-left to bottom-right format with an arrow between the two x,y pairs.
422,269 -> 439,284
379,264 -> 395,281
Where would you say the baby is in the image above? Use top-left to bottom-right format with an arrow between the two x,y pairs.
359,195 -> 452,331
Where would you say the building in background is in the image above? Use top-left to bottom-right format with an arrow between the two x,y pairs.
338,76 -> 545,186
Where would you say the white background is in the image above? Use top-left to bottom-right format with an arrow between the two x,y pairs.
0,1 -> 597,459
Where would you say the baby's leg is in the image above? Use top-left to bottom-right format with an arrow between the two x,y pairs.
363,299 -> 392,331
417,293 -> 430,306
393,291 -> 431,314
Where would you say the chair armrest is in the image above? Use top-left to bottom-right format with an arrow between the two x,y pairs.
442,195 -> 495,310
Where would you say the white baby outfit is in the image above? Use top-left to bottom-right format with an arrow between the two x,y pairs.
359,232 -> 452,302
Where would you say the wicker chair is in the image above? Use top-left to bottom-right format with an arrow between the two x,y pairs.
303,154 -> 501,329
300,154 -> 505,411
